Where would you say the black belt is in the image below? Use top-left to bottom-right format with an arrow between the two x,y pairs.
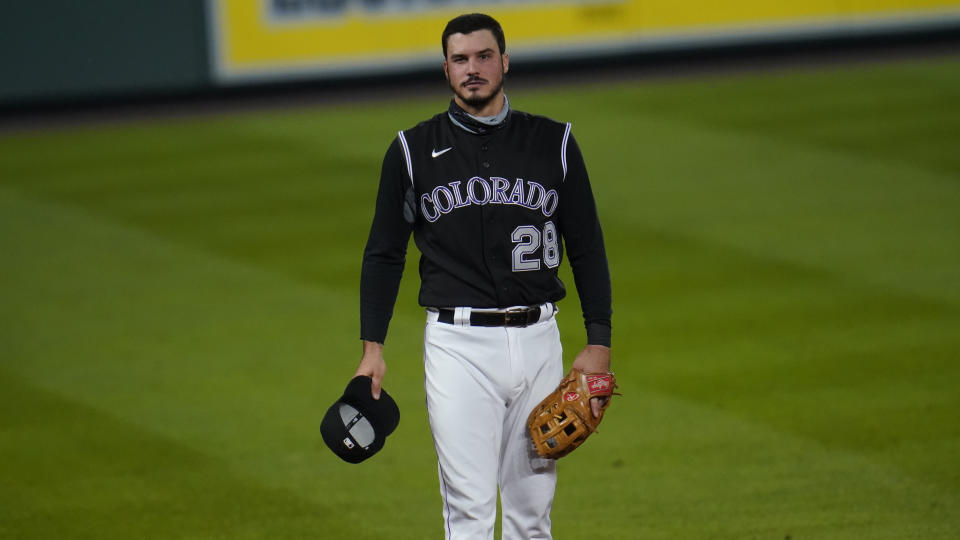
437,306 -> 543,328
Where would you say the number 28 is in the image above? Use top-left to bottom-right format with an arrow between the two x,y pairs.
511,221 -> 560,272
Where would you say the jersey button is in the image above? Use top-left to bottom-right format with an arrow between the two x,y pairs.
482,161 -> 490,168
481,144 -> 489,151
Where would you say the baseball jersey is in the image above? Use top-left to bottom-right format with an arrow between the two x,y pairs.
360,99 -> 612,346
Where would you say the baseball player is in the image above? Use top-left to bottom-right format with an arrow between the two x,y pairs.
353,12 -> 612,539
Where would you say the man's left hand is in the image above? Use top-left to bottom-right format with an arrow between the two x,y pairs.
571,345 -> 612,418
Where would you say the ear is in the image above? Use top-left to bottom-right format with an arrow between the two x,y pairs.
502,53 -> 510,75
442,59 -> 449,80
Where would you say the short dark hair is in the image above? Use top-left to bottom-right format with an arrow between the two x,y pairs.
442,13 -> 506,58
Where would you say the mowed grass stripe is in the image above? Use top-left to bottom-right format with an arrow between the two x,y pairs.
547,97 -> 960,307
536,54 -> 960,177
0,103 -> 439,291
0,123 -> 384,289
0,185 -> 428,441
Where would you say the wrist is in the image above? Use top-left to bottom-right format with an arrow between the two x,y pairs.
362,340 -> 384,356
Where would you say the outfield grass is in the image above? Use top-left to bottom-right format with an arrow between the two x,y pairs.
2,54 -> 959,539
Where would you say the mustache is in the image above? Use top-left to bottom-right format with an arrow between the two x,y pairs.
462,76 -> 487,86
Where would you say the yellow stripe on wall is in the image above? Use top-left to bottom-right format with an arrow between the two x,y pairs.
210,0 -> 960,75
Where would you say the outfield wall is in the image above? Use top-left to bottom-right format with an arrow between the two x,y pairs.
1,0 -> 959,107
208,0 -> 960,83
0,1 -> 209,105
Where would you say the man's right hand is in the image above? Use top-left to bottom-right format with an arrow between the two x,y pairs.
354,340 -> 387,399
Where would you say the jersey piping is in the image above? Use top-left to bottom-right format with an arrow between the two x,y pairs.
397,130 -> 414,187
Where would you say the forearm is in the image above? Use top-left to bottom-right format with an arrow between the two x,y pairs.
360,257 -> 405,343
354,340 -> 387,399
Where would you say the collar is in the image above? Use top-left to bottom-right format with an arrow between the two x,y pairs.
447,95 -> 511,135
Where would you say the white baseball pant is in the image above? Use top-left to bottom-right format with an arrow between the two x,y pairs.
423,304 -> 563,540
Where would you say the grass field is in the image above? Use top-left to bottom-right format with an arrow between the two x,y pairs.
2,53 -> 959,539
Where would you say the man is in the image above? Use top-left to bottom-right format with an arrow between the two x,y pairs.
353,12 -> 612,539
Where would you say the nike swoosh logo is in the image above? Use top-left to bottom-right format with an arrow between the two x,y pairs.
432,147 -> 453,158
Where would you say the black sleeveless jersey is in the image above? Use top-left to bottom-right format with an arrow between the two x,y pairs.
360,106 -> 611,346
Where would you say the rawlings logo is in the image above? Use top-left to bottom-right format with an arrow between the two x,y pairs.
587,375 -> 613,395
563,392 -> 580,402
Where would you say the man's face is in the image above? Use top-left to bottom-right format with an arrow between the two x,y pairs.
443,30 -> 509,115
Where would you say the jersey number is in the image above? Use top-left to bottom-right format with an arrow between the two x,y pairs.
511,221 -> 560,272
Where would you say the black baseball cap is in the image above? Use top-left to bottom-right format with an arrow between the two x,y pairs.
321,376 -> 400,464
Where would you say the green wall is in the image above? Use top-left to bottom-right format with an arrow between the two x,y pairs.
0,1 -> 209,105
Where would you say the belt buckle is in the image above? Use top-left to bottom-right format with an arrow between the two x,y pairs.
504,307 -> 529,328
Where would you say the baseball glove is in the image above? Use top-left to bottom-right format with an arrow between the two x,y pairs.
527,368 -> 617,459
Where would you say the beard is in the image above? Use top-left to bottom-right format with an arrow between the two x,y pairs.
449,72 -> 505,112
